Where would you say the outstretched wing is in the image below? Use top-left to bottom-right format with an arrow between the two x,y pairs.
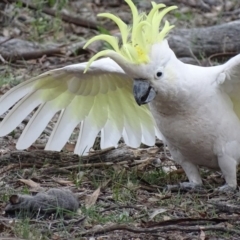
218,54 -> 240,119
0,58 -> 161,155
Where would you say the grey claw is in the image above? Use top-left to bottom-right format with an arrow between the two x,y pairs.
216,184 -> 237,193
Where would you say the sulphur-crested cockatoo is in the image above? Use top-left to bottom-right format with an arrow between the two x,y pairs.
1,0 -> 240,191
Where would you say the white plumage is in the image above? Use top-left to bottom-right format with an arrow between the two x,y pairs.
144,42 -> 240,191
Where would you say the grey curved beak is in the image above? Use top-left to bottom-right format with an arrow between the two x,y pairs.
133,79 -> 156,106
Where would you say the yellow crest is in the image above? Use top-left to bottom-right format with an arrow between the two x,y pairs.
83,0 -> 177,72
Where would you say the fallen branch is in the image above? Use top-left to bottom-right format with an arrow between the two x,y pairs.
0,145 -> 136,167
223,8 -> 240,17
1,48 -> 64,61
209,201 -> 240,214
7,0 -> 101,30
169,20 -> 240,59
175,0 -> 211,12
100,205 -> 142,214
60,160 -> 129,170
0,162 -> 51,175
144,217 -> 228,228
78,223 -> 240,237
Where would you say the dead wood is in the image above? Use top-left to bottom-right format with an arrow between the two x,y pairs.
78,223 -> 240,237
0,37 -> 65,62
175,0 -> 212,12
0,37 -> 93,63
144,217 -> 228,227
223,8 -> 240,17
0,145 -> 136,169
1,48 -> 64,62
7,0 -> 101,30
168,20 -> 240,59
209,200 -> 240,213
0,37 -> 43,57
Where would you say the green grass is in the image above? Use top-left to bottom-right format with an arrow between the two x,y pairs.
0,73 -> 21,88
174,11 -> 194,22
82,205 -> 134,225
14,218 -> 42,240
15,0 -> 69,42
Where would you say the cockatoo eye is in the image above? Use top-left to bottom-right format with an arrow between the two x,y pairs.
156,72 -> 162,77
155,71 -> 163,80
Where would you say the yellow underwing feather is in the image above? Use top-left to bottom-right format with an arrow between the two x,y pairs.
83,0 -> 177,72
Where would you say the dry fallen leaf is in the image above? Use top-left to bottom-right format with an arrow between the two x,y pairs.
149,208 -> 167,219
52,178 -> 75,186
85,187 -> 101,209
163,215 -> 171,221
19,179 -> 40,189
199,229 -> 206,240
64,143 -> 75,152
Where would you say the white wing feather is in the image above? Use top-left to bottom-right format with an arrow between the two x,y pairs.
0,58 -> 161,155
219,54 -> 240,119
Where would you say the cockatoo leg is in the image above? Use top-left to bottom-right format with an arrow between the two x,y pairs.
217,154 -> 237,191
178,160 -> 203,189
167,148 -> 203,190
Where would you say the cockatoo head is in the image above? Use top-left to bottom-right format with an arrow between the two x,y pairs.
83,0 -> 177,105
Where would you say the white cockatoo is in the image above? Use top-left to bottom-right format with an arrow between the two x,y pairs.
1,0 -> 240,191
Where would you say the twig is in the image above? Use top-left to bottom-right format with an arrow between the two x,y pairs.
175,0 -> 211,12
100,205 -> 142,214
0,54 -> 6,63
60,160 -> 129,170
208,52 -> 237,65
209,201 -> 240,214
0,163 -> 43,174
78,223 -> 240,236
8,0 -> 102,30
0,37 -> 13,45
223,8 -> 240,17
144,217 -> 228,228
48,216 -> 86,226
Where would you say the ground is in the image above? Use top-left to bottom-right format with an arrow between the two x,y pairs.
0,0 -> 240,239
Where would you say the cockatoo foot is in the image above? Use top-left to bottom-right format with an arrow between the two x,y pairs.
217,184 -> 237,192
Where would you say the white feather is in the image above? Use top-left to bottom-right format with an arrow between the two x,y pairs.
0,80 -> 35,115
0,91 -> 43,136
75,119 -> 99,155
45,108 -> 79,151
17,102 -> 60,149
